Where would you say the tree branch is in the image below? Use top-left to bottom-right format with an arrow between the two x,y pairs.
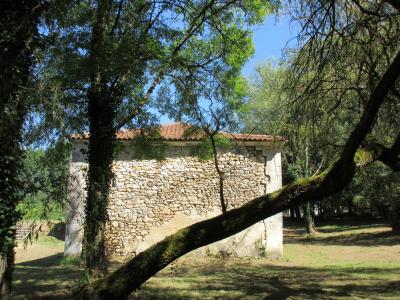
340,50 -> 400,163
109,0 -> 124,36
114,0 -> 237,129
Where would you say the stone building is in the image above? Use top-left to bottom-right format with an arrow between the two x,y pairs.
65,123 -> 285,259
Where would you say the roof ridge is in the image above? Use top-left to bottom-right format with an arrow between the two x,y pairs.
70,122 -> 285,142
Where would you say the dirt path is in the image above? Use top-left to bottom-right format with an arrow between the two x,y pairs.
15,241 -> 64,264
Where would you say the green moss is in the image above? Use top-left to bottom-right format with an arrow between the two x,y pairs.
354,149 -> 375,166
161,228 -> 191,259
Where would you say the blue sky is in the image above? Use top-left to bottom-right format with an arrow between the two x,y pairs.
242,14 -> 297,78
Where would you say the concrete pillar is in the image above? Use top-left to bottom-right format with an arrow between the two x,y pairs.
263,146 -> 283,259
64,162 -> 86,256
265,213 -> 283,259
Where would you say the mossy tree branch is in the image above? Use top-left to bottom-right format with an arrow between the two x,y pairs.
357,134 -> 400,172
71,49 -> 400,299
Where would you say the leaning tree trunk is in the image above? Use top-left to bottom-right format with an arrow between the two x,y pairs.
71,48 -> 400,300
0,1 -> 41,298
83,0 -> 115,280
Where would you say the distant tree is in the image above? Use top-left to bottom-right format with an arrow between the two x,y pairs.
338,162 -> 400,231
285,0 -> 400,223
240,61 -> 322,233
18,142 -> 70,222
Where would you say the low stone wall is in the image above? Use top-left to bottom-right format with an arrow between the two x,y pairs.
65,141 -> 283,259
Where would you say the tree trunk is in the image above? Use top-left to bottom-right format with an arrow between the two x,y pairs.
347,197 -> 355,216
210,135 -> 227,214
0,1 -> 41,297
389,206 -> 400,233
289,208 -> 296,218
289,206 -> 302,219
294,206 -> 302,219
0,244 -> 14,300
83,0 -> 114,280
302,202 -> 317,234
84,90 -> 116,279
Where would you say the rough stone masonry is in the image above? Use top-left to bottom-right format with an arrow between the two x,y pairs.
65,123 -> 285,259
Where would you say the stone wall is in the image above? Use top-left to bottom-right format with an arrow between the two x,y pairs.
65,141 -> 283,258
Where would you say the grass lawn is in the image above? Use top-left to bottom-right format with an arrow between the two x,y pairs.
13,219 -> 400,299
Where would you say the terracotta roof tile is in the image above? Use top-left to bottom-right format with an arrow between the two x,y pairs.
70,122 -> 285,142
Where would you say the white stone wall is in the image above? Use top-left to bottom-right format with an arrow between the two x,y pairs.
65,141 -> 283,258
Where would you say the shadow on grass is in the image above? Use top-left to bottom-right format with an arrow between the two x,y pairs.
131,262 -> 400,299
283,218 -> 400,247
285,228 -> 400,246
18,253 -> 64,267
284,217 -> 388,232
13,253 -> 83,300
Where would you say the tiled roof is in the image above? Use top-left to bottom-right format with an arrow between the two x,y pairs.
70,122 -> 285,142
